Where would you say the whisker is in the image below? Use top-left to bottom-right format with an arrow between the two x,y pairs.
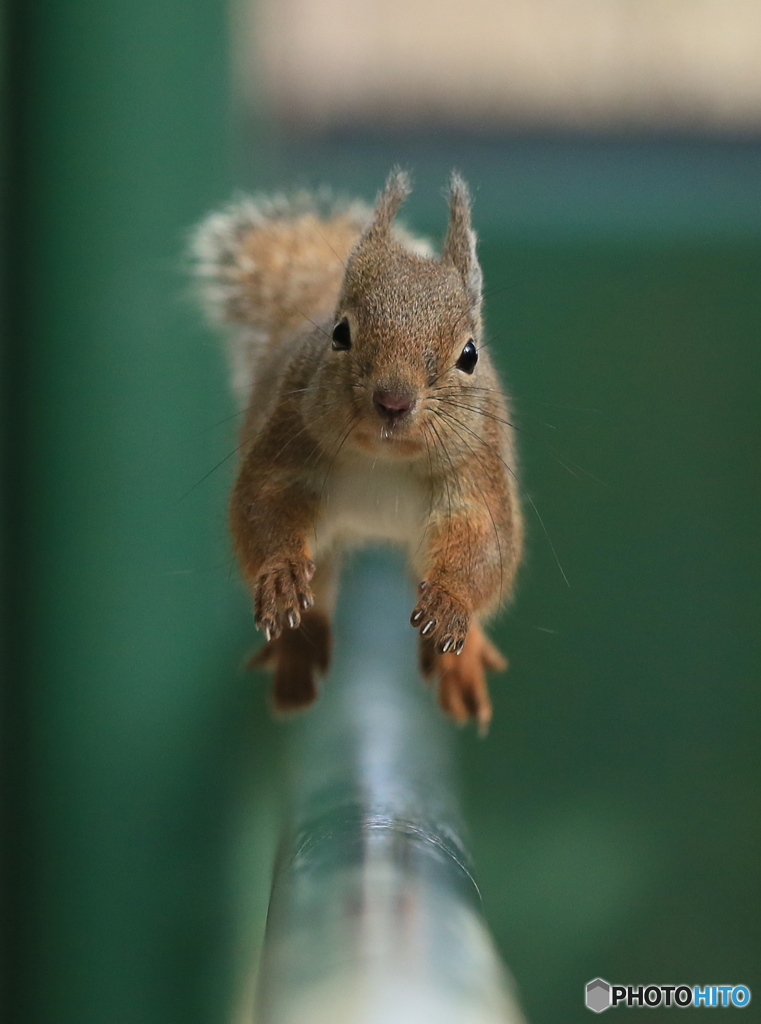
427,419 -> 457,567
428,395 -> 607,486
180,407 -> 246,443
433,397 -> 584,476
535,400 -> 602,414
434,406 -> 570,588
431,411 -> 505,604
431,387 -> 558,430
317,410 -> 360,506
313,226 -> 349,271
411,424 -> 437,562
175,434 -> 252,503
293,307 -> 332,341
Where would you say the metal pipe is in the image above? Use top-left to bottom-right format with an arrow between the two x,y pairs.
253,553 -> 527,1024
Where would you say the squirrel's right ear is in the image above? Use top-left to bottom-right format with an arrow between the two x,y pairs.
363,168 -> 411,241
442,173 -> 483,309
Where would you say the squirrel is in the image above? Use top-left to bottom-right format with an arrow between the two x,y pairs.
192,170 -> 523,733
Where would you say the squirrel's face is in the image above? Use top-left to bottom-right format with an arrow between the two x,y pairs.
301,170 -> 490,461
314,243 -> 485,459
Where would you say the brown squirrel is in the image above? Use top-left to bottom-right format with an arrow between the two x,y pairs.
192,170 -> 523,733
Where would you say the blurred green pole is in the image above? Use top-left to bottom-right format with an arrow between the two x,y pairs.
4,3 -> 236,1023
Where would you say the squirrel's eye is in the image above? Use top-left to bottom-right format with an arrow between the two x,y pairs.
331,317 -> 352,351
456,339 -> 478,374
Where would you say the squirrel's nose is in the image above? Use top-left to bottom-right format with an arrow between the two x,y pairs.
373,389 -> 416,423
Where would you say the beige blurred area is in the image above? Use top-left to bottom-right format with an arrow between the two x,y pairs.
238,0 -> 761,130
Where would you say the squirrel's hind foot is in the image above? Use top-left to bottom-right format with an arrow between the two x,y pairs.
249,609 -> 332,712
420,622 -> 507,736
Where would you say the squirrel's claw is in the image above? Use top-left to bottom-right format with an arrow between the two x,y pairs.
410,580 -> 469,653
439,634 -> 455,653
253,555 -> 315,638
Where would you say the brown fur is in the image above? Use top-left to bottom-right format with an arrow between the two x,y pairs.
192,171 -> 523,730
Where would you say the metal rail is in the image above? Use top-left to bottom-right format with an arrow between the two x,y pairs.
253,553 -> 527,1024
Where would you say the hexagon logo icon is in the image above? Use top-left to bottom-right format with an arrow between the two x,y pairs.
586,978 -> 612,1013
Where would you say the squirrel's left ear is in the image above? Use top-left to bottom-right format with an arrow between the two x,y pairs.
442,173 -> 482,308
364,167 -> 412,241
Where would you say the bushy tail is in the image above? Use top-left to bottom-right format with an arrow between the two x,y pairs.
191,187 -> 433,400
191,192 -> 375,333
191,192 -> 372,400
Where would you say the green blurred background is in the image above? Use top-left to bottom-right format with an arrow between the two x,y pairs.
3,2 -> 760,1023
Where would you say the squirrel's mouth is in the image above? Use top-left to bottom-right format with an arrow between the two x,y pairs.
352,416 -> 425,457
347,386 -> 425,456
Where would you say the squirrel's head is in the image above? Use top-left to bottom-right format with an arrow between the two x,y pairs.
321,169 -> 488,458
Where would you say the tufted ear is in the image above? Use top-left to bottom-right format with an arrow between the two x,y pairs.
442,172 -> 482,307
363,167 -> 411,241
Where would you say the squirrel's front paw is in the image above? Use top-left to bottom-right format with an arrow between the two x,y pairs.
253,555 -> 315,640
410,580 -> 470,654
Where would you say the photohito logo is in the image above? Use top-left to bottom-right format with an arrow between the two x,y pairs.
585,979 -> 752,1012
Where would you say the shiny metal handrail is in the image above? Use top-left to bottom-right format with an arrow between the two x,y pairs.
253,553 -> 527,1024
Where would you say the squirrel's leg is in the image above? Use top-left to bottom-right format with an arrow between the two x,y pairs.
419,622 -> 506,736
230,467 -> 321,641
410,488 -> 518,731
231,462 -> 331,710
249,555 -> 339,712
410,510 -> 509,654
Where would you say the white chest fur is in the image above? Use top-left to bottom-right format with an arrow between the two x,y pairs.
312,457 -> 429,555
